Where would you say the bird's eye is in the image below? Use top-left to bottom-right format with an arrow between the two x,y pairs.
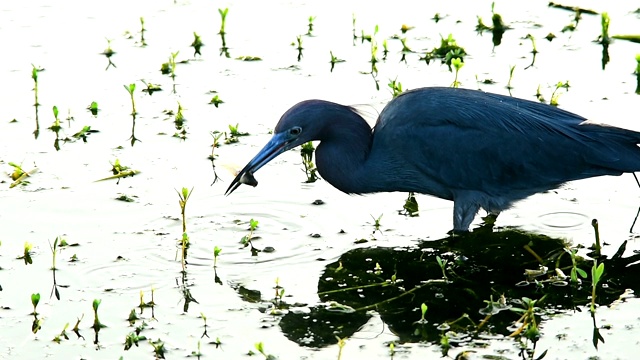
289,127 -> 302,136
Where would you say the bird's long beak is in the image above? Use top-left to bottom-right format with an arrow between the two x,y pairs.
225,132 -> 290,195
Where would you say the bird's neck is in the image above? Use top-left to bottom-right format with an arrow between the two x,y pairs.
315,112 -> 374,194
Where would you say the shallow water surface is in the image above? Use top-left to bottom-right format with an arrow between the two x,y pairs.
1,0 -> 639,359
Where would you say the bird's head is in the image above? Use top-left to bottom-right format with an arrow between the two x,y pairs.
225,100 -> 338,195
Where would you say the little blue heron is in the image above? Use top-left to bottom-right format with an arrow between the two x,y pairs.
226,87 -> 640,231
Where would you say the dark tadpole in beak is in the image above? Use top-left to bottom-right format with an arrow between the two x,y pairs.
225,132 -> 290,195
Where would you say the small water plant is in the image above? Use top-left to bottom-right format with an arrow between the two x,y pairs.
31,65 -> 42,138
173,102 -> 187,140
87,101 -> 99,116
421,34 -> 467,71
590,260 -> 605,314
450,57 -> 464,88
124,83 -> 137,115
31,293 -> 40,315
209,94 -> 224,107
293,35 -> 304,61
598,12 -> 610,45
218,8 -> 230,57
388,78 -> 403,97
49,105 -> 62,150
213,246 -> 221,267
18,241 -> 34,265
306,16 -> 316,36
191,32 -> 204,57
253,342 -> 276,360
9,162 -> 38,188
635,54 -> 640,94
224,123 -> 249,144
101,39 -> 116,70
550,81 -> 570,106
399,192 -> 419,216
150,338 -> 167,358
329,51 -> 345,72
300,141 -> 319,183
92,299 -> 106,332
52,323 -> 70,343
95,159 -> 139,183
139,17 -> 147,46
507,65 -> 516,90
177,187 -> 193,271
135,81 -> 158,96
240,218 -> 260,256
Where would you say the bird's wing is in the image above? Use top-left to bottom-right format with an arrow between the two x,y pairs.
372,87 -> 636,199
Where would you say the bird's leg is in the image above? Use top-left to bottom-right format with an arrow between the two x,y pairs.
453,200 -> 480,232
633,173 -> 640,189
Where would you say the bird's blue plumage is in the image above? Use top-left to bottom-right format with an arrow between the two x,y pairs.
227,87 -> 640,231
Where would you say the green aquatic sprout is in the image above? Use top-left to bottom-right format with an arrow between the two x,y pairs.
635,54 -> 640,75
436,256 -> 448,281
141,80 -> 162,95
329,51 -> 345,72
124,331 -> 147,350
49,105 -> 62,150
218,8 -> 230,57
101,39 -> 116,70
599,12 -> 610,45
92,299 -> 106,332
526,34 -> 538,54
450,57 -> 464,88
254,342 -> 276,360
225,123 -> 249,144
300,141 -> 319,183
87,101 -> 99,116
590,260 -> 605,314
218,8 -> 228,36
213,246 -> 221,267
550,81 -> 570,106
240,219 -> 261,255
139,17 -> 147,46
124,83 -> 137,115
382,39 -> 389,60
209,94 -> 224,107
507,65 -> 516,90
307,16 -> 316,36
173,102 -> 187,139
400,192 -> 419,216
52,323 -> 70,343
293,35 -> 304,61
95,159 -> 139,183
388,78 -> 403,97
9,162 -> 37,188
369,214 -> 383,237
150,339 -> 167,359
49,237 -> 59,270
564,248 -> 587,284
191,32 -> 204,56
31,293 -> 40,315
351,13 -> 357,44
421,34 -> 467,71
31,64 -> 40,107
400,24 -> 414,34
177,187 -> 193,271
18,242 -> 34,265
31,64 -> 42,138
72,125 -> 97,143
509,296 -> 546,342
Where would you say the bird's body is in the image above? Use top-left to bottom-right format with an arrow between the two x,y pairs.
227,87 -> 640,231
